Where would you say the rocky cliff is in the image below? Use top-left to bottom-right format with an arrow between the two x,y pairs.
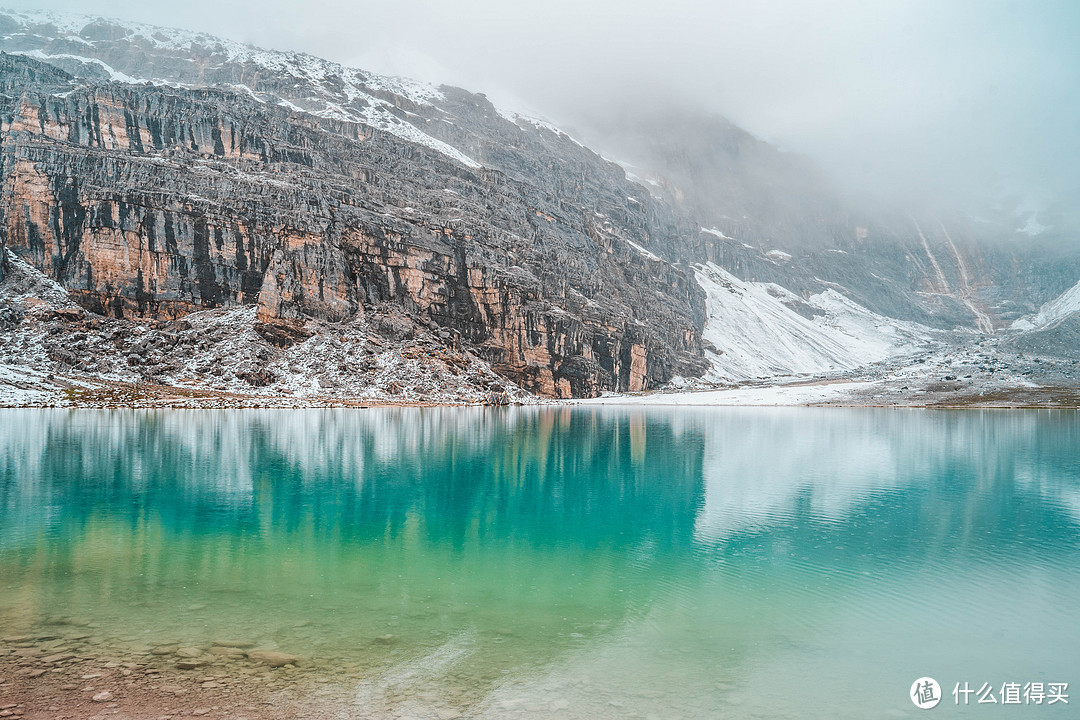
0,28 -> 708,399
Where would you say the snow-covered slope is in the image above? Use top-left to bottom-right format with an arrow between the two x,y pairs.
0,9 -> 482,167
1011,277 -> 1080,331
694,262 -> 931,382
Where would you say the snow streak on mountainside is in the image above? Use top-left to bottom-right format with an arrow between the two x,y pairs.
694,263 -> 931,382
0,9 -> 483,166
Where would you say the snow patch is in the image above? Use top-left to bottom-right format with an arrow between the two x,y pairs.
694,262 -> 930,382
0,364 -> 61,406
700,227 -> 733,240
1019,217 -> 1050,237
3,249 -> 75,307
493,106 -> 586,148
1012,277 -> 1080,330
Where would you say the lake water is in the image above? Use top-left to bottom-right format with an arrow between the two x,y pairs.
1,408 -> 1078,718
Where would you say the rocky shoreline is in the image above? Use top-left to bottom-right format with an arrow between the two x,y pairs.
1,628 -> 482,720
1,632 -> 334,720
4,362 -> 1080,410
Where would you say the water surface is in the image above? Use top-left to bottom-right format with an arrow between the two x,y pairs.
1,408 -> 1078,717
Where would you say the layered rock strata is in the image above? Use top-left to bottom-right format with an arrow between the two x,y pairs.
0,52 -> 707,398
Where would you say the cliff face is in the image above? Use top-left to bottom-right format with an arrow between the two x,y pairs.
0,49 -> 707,398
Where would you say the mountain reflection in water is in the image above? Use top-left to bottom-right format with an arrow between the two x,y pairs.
1,408 -> 1077,718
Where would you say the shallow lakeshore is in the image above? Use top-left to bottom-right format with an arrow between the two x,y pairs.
2,407 -> 1079,719
0,644 -> 346,720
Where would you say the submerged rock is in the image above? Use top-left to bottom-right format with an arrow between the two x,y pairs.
209,646 -> 245,657
247,650 -> 299,667
41,652 -> 74,664
175,660 -> 207,670
0,635 -> 34,644
212,640 -> 256,649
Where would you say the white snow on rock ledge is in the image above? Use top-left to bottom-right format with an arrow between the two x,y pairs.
693,262 -> 931,382
700,227 -> 734,240
626,239 -> 660,261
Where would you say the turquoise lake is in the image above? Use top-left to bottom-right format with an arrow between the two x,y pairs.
1,408 -> 1078,718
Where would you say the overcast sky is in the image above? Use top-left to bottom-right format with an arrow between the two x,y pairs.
12,0 -> 1080,211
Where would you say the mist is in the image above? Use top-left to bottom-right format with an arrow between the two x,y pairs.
11,0 -> 1079,218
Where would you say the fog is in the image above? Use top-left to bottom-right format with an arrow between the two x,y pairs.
12,0 -> 1079,216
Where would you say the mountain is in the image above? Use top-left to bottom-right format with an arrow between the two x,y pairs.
0,10 -> 1078,406
0,11 -> 711,401
575,108 -> 1080,330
